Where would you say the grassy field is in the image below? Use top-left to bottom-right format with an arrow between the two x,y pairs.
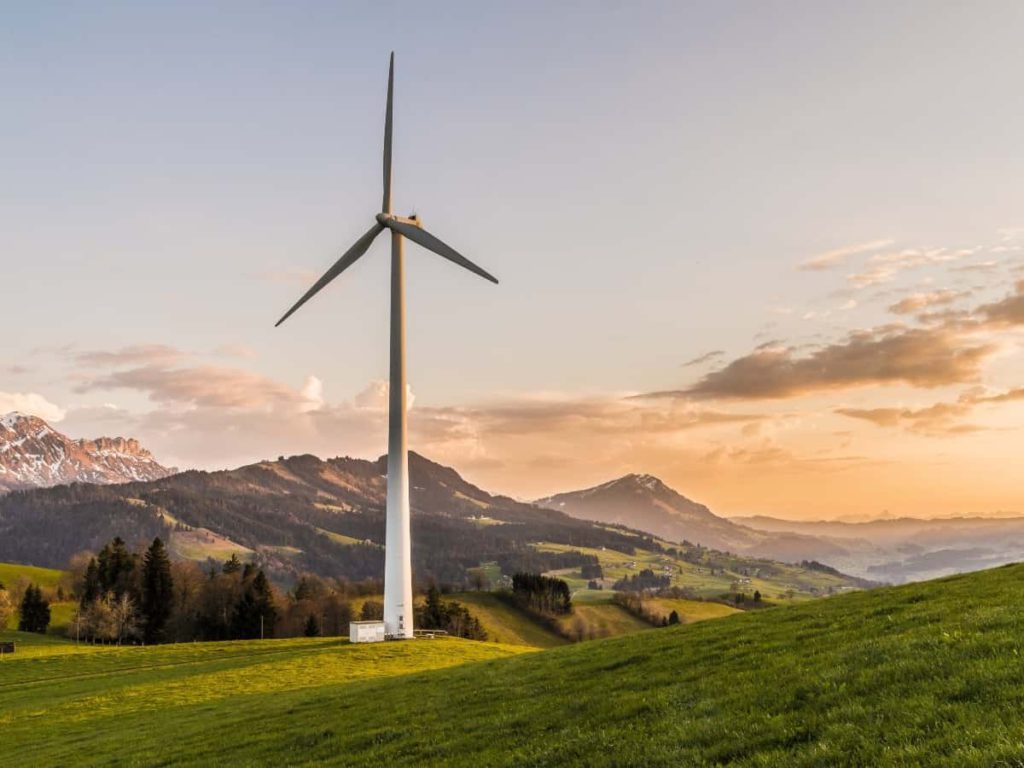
536,541 -> 853,601
0,633 -> 530,766
0,562 -> 75,635
553,601 -> 652,638
451,592 -> 567,648
6,564 -> 1024,765
0,561 -> 66,591
642,595 -> 740,624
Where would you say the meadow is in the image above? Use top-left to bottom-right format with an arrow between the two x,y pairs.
4,563 -> 1024,765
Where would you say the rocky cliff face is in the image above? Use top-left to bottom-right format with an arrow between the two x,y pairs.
0,412 -> 174,492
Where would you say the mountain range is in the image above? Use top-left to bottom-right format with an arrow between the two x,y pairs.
0,412 -> 174,492
0,418 -> 870,597
7,412 -> 1015,587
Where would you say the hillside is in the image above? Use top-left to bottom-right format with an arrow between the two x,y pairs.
537,473 -> 851,563
0,453 -> 869,599
0,412 -> 173,492
2,565 -> 1023,765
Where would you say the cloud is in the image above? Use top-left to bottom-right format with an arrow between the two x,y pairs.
835,402 -> 976,436
798,239 -> 893,271
353,380 -> 415,410
848,247 -> 973,288
682,350 -> 724,367
888,289 -> 968,315
77,344 -> 186,368
978,280 -> 1024,326
653,326 -> 993,401
75,364 -> 312,410
0,392 -> 66,423
835,386 -> 1024,435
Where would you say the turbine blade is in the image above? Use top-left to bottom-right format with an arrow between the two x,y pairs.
275,223 -> 384,327
387,219 -> 499,284
382,52 -> 394,214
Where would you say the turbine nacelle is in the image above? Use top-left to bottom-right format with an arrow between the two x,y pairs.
377,212 -> 423,229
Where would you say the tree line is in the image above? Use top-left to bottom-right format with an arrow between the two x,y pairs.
63,536 -> 491,644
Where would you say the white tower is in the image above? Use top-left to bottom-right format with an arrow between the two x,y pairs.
275,53 -> 498,640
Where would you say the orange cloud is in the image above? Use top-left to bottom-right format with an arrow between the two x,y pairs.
654,326 -> 993,401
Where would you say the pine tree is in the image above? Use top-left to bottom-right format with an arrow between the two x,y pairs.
97,537 -> 136,598
141,537 -> 174,644
81,557 -> 101,605
18,585 -> 51,634
231,568 -> 277,639
668,610 -> 680,625
303,614 -> 321,637
222,554 -> 242,575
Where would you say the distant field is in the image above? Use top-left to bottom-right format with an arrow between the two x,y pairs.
554,601 -> 651,638
451,592 -> 567,648
0,562 -> 66,591
535,541 -> 852,601
5,565 -> 1024,765
643,596 -> 740,624
0,562 -> 74,635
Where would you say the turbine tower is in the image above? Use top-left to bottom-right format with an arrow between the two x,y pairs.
275,53 -> 498,639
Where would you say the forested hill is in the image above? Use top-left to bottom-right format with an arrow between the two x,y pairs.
0,452 -> 659,583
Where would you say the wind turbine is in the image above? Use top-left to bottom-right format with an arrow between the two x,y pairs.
275,53 -> 498,640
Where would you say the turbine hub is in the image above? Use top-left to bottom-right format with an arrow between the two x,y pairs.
377,212 -> 423,228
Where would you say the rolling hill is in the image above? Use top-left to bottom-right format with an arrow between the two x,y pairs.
2,564 -> 1021,766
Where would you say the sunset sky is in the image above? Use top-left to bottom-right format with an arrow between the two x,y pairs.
3,3 -> 1023,519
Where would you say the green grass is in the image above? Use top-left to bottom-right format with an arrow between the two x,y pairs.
0,562 -> 66,591
1,562 -> 74,636
315,528 -> 368,547
643,596 -> 740,624
0,634 -> 529,766
6,564 -> 1024,765
555,601 -> 653,638
535,541 -> 853,601
451,592 -> 567,648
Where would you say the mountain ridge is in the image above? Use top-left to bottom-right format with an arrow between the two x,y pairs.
0,412 -> 174,492
536,472 -> 850,562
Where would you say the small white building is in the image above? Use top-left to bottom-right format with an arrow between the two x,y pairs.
349,620 -> 386,643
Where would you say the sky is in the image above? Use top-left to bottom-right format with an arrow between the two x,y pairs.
2,2 -> 1023,520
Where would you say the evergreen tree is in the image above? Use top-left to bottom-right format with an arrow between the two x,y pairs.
97,537 -> 137,598
18,584 -> 51,634
141,537 -> 174,644
668,610 -> 680,625
422,585 -> 445,628
80,557 -> 101,605
753,590 -> 762,603
231,569 -> 277,639
303,614 -> 321,637
222,554 -> 242,575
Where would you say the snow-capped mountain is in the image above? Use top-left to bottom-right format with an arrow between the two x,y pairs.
0,412 -> 174,492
